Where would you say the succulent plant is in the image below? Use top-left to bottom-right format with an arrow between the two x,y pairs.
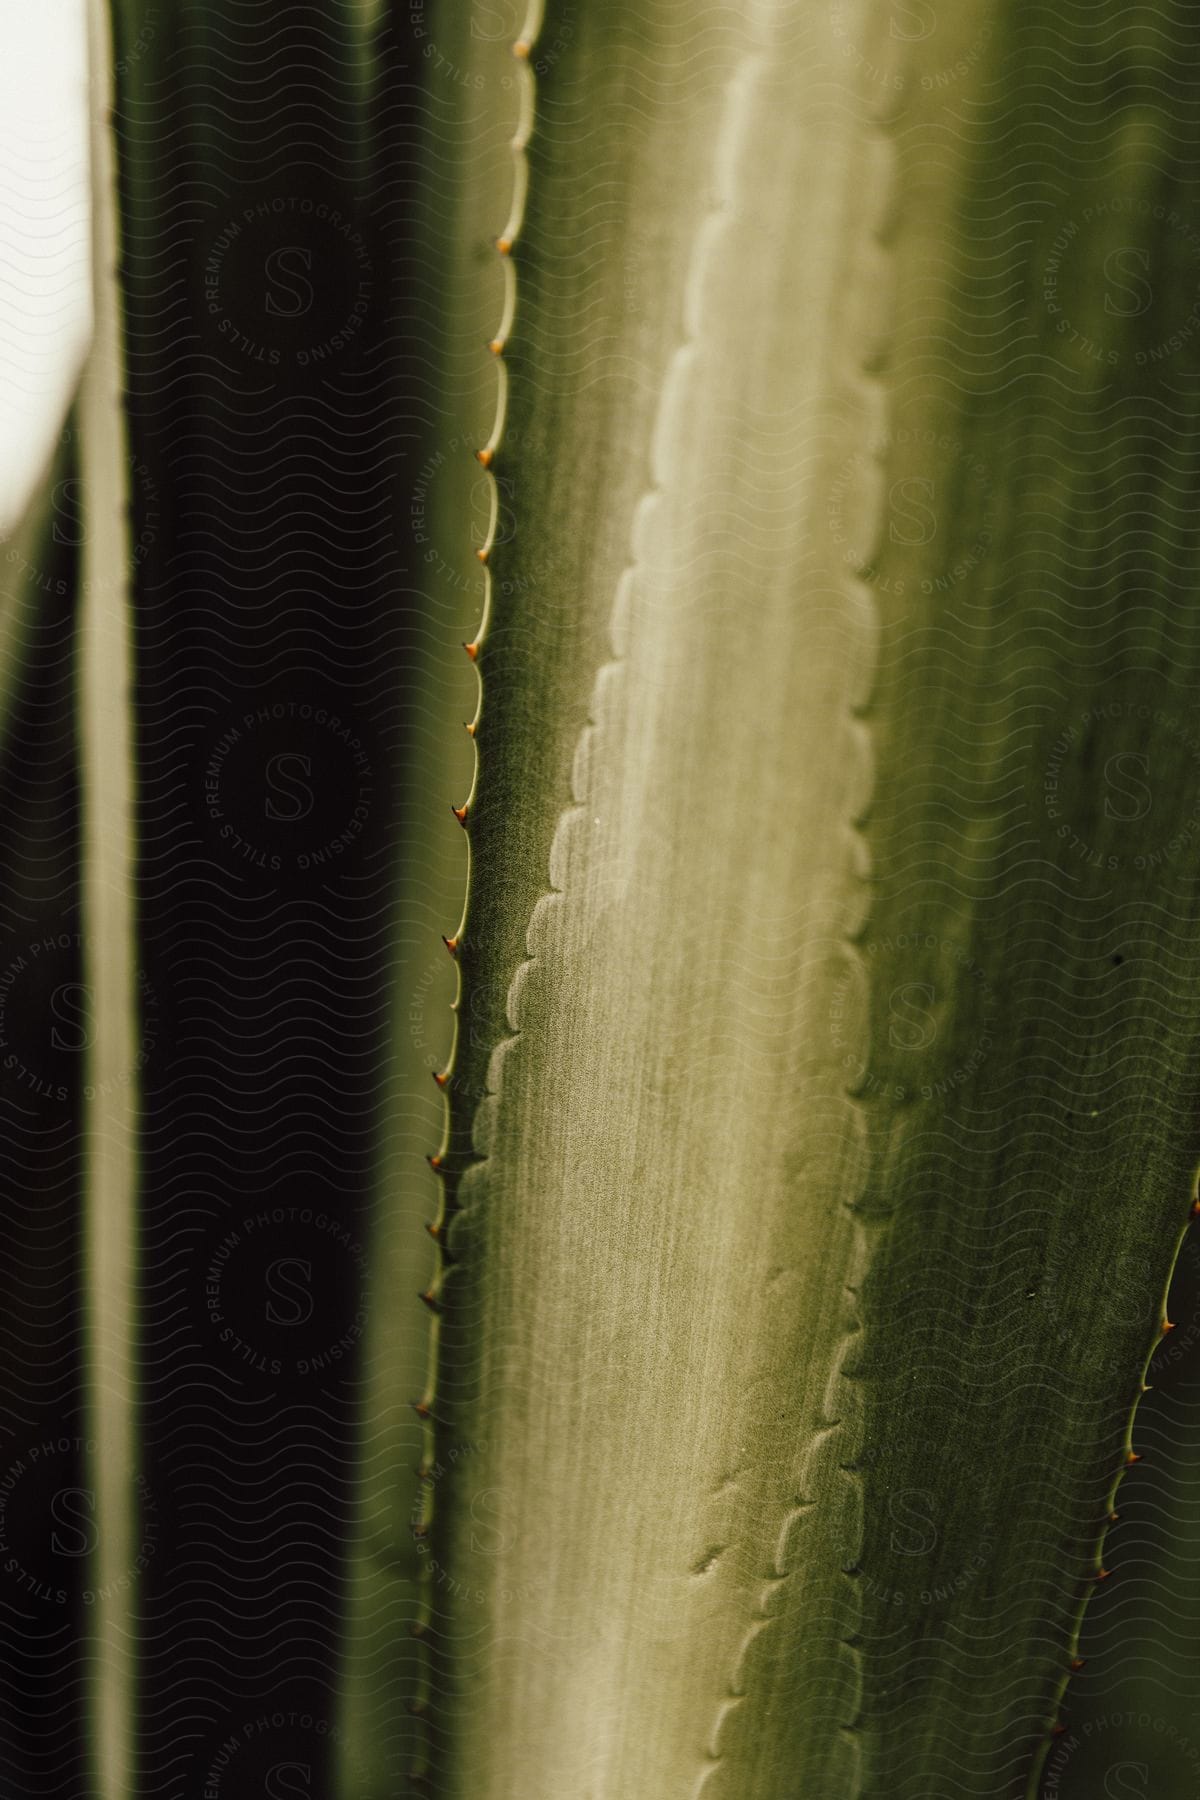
33,0 -> 1200,1795
383,3 -> 1200,1796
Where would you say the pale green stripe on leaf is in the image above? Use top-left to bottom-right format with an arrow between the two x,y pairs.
79,5 -> 139,1797
434,2 -> 888,1793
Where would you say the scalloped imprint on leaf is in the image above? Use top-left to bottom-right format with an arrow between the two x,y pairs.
419,0 -> 889,1793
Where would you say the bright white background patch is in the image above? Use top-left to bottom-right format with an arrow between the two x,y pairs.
0,0 -> 89,531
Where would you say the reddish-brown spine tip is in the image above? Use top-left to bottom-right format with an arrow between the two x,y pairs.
1051,1723 -> 1068,1738
442,934 -> 459,957
1109,1509 -> 1120,1523
425,1219 -> 441,1241
1069,1657 -> 1086,1673
489,337 -> 505,356
512,40 -> 531,58
496,236 -> 513,256
475,447 -> 493,468
475,546 -> 489,564
1093,1567 -> 1112,1582
1162,1318 -> 1177,1333
415,1463 -> 433,1482
1125,1451 -> 1142,1466
452,803 -> 469,827
463,641 -> 479,661
418,1289 -> 442,1314
1192,1196 -> 1200,1216
464,719 -> 476,737
411,1399 -> 432,1420
412,1519 -> 429,1539
426,1152 -> 443,1171
433,1069 -> 449,1089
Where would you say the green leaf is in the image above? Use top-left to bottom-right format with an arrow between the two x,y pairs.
419,0 -> 885,1789
401,1 -> 1200,1796
338,8 -> 494,1786
79,5 -> 139,1796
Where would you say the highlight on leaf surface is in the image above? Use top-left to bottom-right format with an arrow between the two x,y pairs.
40,0 -> 1200,1796
363,2 -> 1200,1798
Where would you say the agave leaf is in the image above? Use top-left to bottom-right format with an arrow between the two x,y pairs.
407,0 -> 1200,1796
850,6 -> 1200,1794
92,0 -> 422,1790
337,7 -> 504,1785
421,0 -> 884,1789
79,5 -> 139,1796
